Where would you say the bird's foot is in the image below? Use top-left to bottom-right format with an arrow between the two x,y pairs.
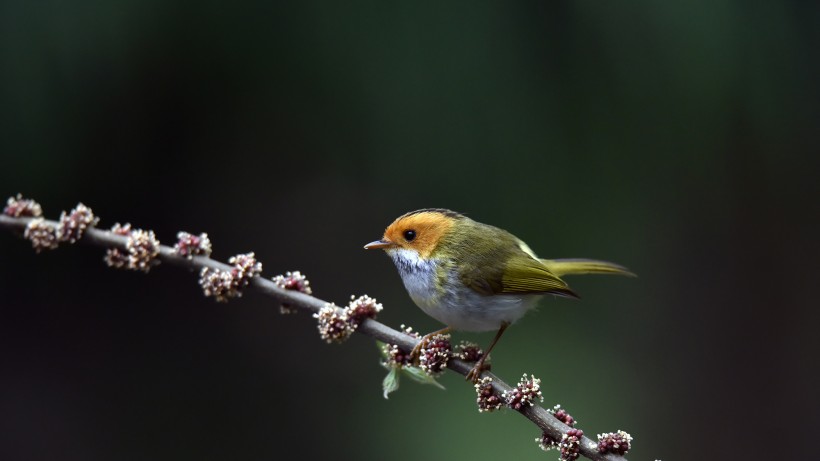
466,356 -> 491,383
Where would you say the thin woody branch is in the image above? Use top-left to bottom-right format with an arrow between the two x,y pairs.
0,200 -> 632,461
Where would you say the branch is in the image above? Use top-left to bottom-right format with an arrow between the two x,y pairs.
0,201 -> 632,461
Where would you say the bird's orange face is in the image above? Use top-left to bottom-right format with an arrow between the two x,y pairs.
364,210 -> 457,259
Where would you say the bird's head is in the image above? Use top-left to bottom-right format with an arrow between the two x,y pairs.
363,208 -> 464,259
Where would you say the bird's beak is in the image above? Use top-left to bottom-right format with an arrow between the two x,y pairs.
364,239 -> 395,250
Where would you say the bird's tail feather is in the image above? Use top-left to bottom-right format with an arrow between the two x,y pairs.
540,258 -> 636,277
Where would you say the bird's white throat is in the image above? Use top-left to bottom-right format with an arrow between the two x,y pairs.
386,248 -> 439,306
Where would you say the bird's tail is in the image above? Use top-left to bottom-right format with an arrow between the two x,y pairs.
540,258 -> 636,277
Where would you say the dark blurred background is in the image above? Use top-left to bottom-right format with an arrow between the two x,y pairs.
1,1 -> 818,460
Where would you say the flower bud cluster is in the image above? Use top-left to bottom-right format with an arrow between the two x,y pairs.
474,376 -> 503,412
455,341 -> 484,363
104,223 -> 133,268
550,404 -> 576,427
56,203 -> 99,243
537,404 -> 581,453
597,430 -> 632,455
346,294 -> 382,325
314,303 -> 353,343
503,373 -> 543,411
127,229 -> 161,272
229,252 -> 262,287
199,252 -> 262,301
314,295 -> 383,343
173,232 -> 212,258
418,333 -> 451,376
4,194 -> 42,217
199,269 -> 236,301
558,429 -> 584,461
381,325 -> 419,367
11,199 -> 99,252
104,223 -> 160,272
272,271 -> 312,314
536,432 -> 558,452
24,219 -> 58,252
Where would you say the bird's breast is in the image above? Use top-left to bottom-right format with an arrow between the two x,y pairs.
387,249 -> 541,332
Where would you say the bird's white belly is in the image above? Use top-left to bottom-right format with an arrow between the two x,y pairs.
388,249 -> 542,332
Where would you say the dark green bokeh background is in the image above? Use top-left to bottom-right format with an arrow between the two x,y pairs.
2,2 -> 818,460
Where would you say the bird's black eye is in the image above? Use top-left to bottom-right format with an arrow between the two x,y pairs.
403,230 -> 416,242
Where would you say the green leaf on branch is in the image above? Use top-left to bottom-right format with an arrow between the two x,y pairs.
378,341 -> 445,398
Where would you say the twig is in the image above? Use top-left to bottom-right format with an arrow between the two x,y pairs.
0,211 -> 629,461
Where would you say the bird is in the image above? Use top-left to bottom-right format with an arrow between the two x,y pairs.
364,208 -> 634,382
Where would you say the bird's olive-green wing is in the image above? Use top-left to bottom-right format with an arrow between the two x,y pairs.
500,256 -> 579,298
459,252 -> 579,299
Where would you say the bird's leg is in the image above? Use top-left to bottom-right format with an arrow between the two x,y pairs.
466,322 -> 509,383
410,326 -> 452,365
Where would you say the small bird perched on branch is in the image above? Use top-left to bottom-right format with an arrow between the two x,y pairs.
365,208 -> 634,382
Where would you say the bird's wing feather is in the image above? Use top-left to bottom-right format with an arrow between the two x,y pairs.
500,257 -> 579,298
460,254 -> 578,298
449,222 -> 579,299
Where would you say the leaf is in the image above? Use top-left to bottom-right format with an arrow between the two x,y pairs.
382,366 -> 400,399
377,340 -> 445,398
403,366 -> 446,390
